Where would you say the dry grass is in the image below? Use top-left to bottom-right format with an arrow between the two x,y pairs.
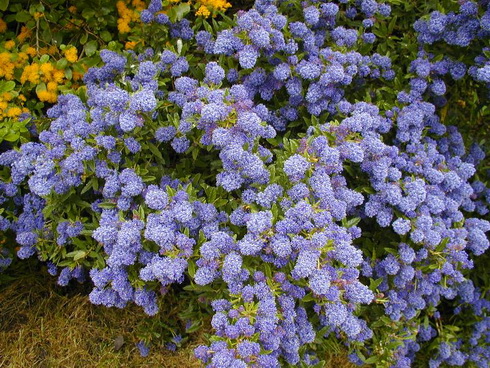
0,269 -> 356,368
0,272 -> 202,368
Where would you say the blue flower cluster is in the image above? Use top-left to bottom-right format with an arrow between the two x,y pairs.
194,0 -> 394,132
414,1 -> 487,47
0,48 -> 230,316
193,117 -> 375,365
413,1 -> 490,95
0,0 -> 489,367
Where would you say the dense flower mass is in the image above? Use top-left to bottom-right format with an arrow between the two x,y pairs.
0,0 -> 489,367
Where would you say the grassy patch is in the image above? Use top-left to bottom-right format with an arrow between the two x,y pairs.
0,264 -> 356,367
0,268 -> 202,367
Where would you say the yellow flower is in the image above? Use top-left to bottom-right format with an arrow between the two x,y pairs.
6,107 -> 22,118
37,90 -> 57,103
196,5 -> 211,17
132,0 -> 146,10
0,19 -> 7,33
0,65 -> 15,80
64,46 -> 78,63
118,19 -> 131,33
15,52 -> 28,67
34,12 -> 44,20
4,40 -> 15,50
117,0 -> 142,32
20,63 -> 40,84
117,1 -> 131,19
1,92 -> 13,102
26,46 -> 36,57
116,1 -> 127,12
200,0 -> 232,12
0,53 -> 15,79
19,94 -> 26,102
40,62 -> 54,75
47,81 -> 58,92
68,6 -> 77,14
52,70 -> 65,83
0,52 -> 10,63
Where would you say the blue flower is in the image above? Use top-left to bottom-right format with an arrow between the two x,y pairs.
239,45 -> 259,69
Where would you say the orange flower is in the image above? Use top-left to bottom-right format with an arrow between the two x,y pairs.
72,71 -> 84,81
48,45 -> 58,54
0,19 -> 7,33
125,41 -> 137,49
4,40 -> 15,50
17,26 -> 32,42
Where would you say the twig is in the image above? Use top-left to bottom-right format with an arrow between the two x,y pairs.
36,17 -> 40,55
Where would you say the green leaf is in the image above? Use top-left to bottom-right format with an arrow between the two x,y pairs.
80,178 -> 96,194
388,16 -> 397,34
142,175 -> 156,183
97,201 -> 116,209
344,217 -> 361,228
39,54 -> 50,63
80,32 -> 88,45
15,10 -> 31,22
100,31 -> 112,42
3,131 -> 19,142
148,143 -> 164,162
81,8 -> 95,20
435,237 -> 449,252
214,198 -> 228,207
369,277 -> 384,291
41,26 -> 52,44
56,58 -> 68,70
187,259 -> 196,278
84,40 -> 98,57
0,0 -> 9,11
66,250 -> 87,261
74,251 -> 87,261
364,356 -> 379,364
64,68 -> 72,80
168,2 -> 190,22
192,146 -> 199,161
0,81 -> 15,93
